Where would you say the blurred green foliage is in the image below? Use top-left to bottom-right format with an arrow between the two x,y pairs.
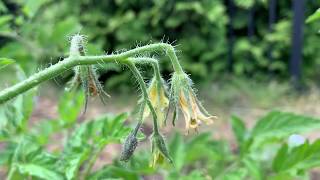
109,111 -> 320,180
0,87 -> 139,179
0,0 -> 319,89
2,77 -> 320,179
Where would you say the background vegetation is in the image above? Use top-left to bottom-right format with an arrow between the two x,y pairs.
1,0 -> 319,89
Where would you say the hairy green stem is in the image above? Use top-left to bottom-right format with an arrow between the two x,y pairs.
117,43 -> 183,73
0,43 -> 182,104
130,57 -> 162,83
133,101 -> 146,136
126,60 -> 160,134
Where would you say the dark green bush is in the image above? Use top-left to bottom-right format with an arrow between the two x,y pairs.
0,0 -> 320,89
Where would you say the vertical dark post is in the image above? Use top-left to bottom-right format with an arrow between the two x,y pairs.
290,0 -> 305,83
267,0 -> 277,62
227,0 -> 235,72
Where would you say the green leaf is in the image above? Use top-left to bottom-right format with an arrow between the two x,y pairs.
221,168 -> 248,180
234,0 -> 254,9
50,17 -> 82,45
0,57 -> 15,70
0,87 -> 35,137
178,170 -> 207,180
15,163 -> 63,180
64,151 -> 90,180
306,8 -> 320,23
22,0 -> 49,18
58,113 -> 130,179
242,157 -> 262,180
0,15 -> 12,26
58,124 -> 91,179
184,133 -> 224,164
0,1 -> 8,12
169,133 -> 185,171
231,115 -> 247,145
89,166 -> 139,180
267,173 -> 294,180
0,143 -> 15,165
5,137 -> 60,179
30,120 -> 60,145
252,111 -> 320,139
58,91 -> 84,127
272,140 -> 320,172
101,113 -> 130,142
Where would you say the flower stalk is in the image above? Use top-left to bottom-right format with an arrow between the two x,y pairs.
120,102 -> 146,161
126,61 -> 160,134
0,43 -> 182,104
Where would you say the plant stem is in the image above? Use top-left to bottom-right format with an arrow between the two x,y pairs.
130,57 -> 162,83
0,43 -> 182,104
126,61 -> 160,135
117,43 -> 183,73
130,101 -> 146,138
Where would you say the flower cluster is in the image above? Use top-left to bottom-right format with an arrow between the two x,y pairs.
138,70 -> 217,166
66,34 -> 216,167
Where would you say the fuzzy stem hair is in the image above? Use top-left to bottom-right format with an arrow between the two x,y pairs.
0,43 -> 182,104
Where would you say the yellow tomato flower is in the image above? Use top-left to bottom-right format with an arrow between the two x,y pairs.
143,78 -> 169,125
178,89 -> 217,133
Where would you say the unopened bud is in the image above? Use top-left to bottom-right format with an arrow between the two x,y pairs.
151,133 -> 173,164
120,133 -> 138,162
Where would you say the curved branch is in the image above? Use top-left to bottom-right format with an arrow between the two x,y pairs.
126,60 -> 160,134
0,43 -> 182,104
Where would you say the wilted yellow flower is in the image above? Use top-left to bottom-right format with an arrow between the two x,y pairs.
144,78 -> 169,125
179,90 -> 217,133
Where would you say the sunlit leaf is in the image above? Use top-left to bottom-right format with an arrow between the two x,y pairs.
22,0 -> 49,18
15,163 -> 63,180
169,133 -> 185,171
89,165 -> 139,180
0,57 -> 15,70
306,8 -> 320,23
252,111 -> 320,139
231,115 -> 246,145
272,140 -> 320,172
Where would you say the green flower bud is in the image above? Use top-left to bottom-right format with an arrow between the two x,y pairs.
120,132 -> 138,162
150,133 -> 173,167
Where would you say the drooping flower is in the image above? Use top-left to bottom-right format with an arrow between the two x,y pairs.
171,72 -> 217,133
179,90 -> 216,132
143,77 -> 169,125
